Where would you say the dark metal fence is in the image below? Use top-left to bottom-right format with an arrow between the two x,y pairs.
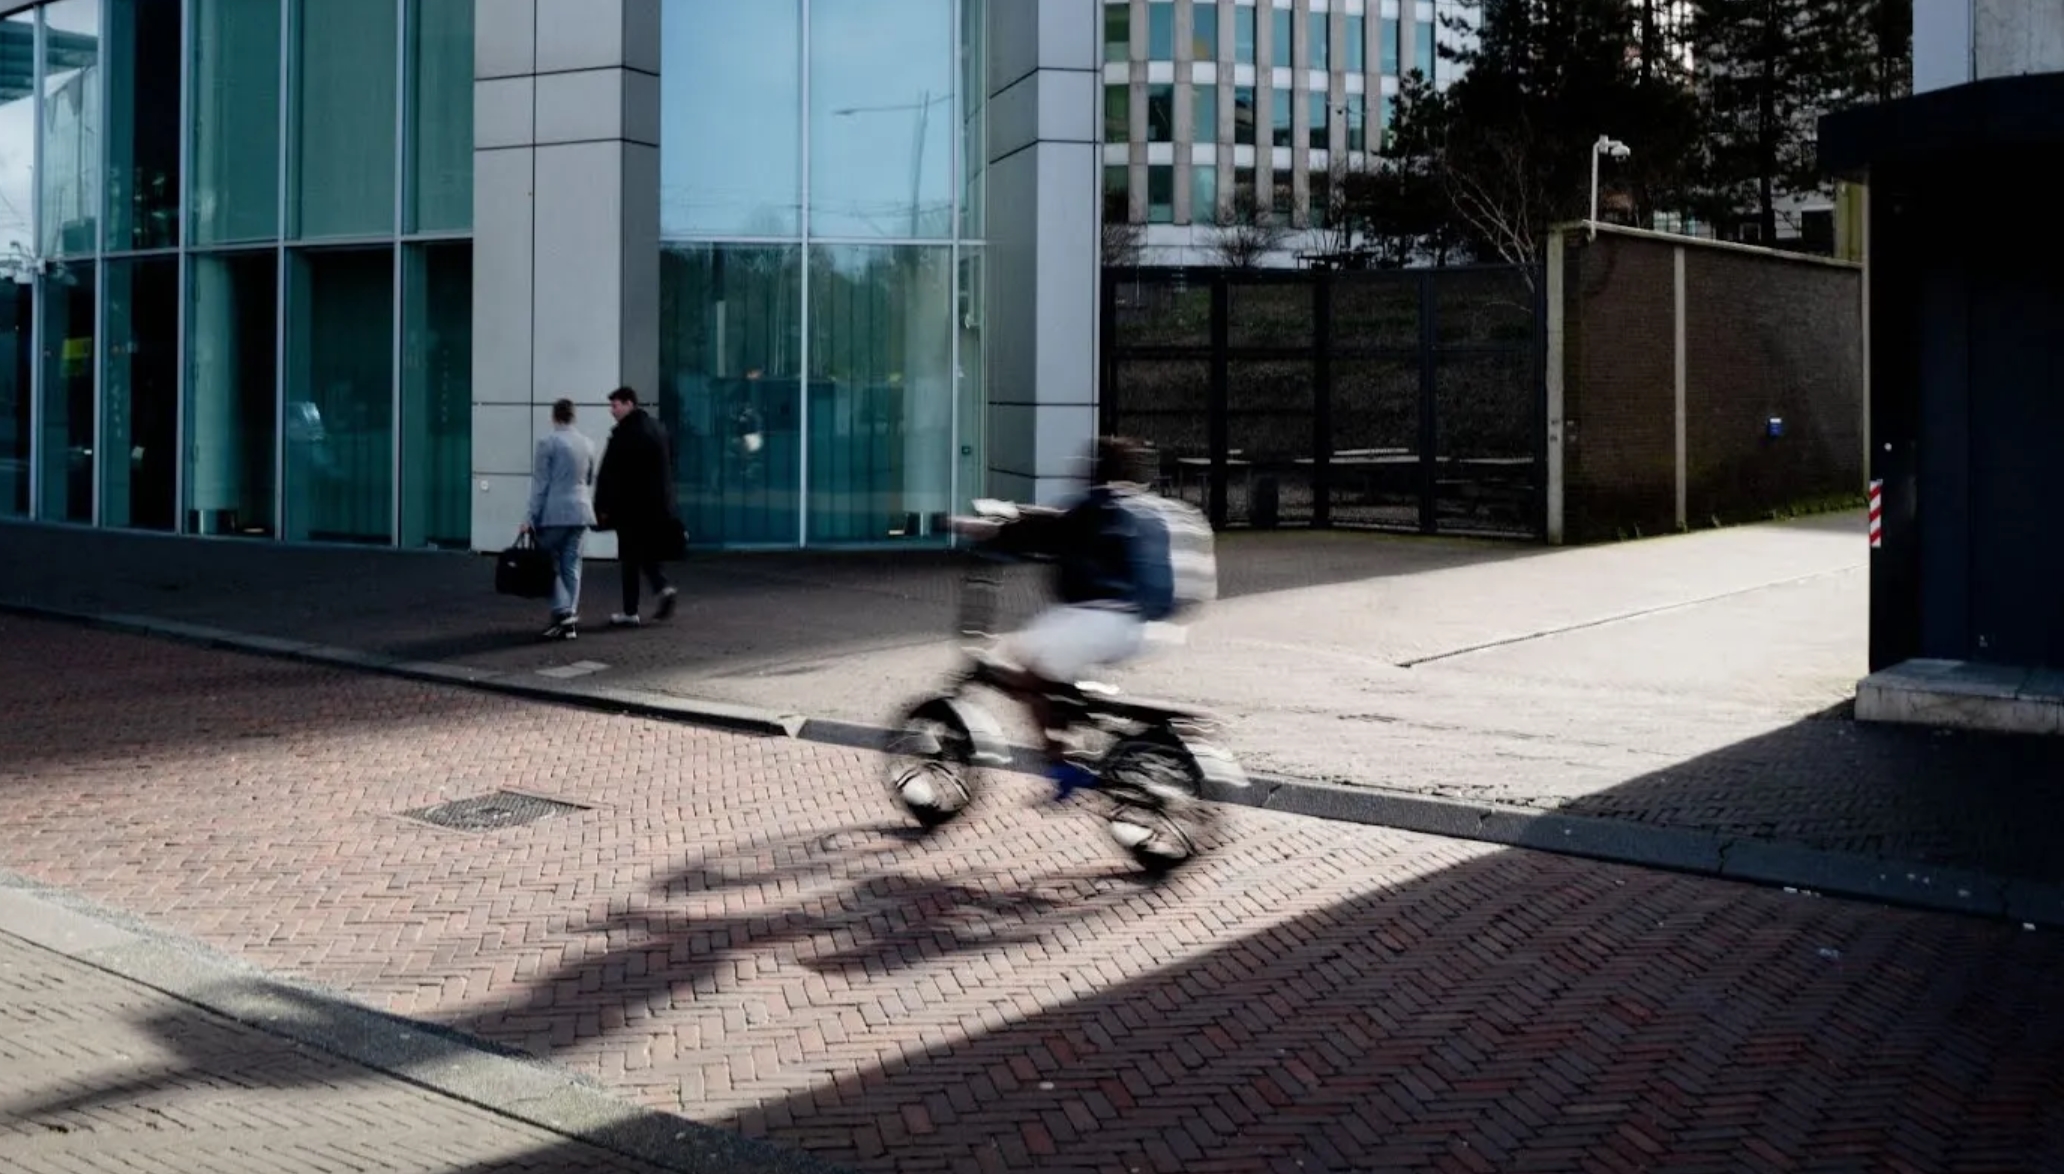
1101,265 -> 1546,539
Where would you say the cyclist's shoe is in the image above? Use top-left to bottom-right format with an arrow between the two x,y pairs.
1047,760 -> 1100,803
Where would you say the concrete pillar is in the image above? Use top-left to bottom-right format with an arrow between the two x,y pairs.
469,0 -> 660,552
984,0 -> 1101,506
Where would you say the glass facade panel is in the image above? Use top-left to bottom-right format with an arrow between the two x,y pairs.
1346,14 -> 1364,73
805,244 -> 952,543
1309,90 -> 1327,149
1146,165 -> 1173,223
1347,93 -> 1367,152
1191,163 -> 1217,224
187,252 -> 277,537
659,243 -> 803,546
1271,86 -> 1291,147
41,0 -> 99,258
408,0 -> 473,234
192,0 -> 282,246
959,0 -> 982,239
954,248 -> 981,524
1416,19 -> 1435,78
107,0 -> 181,251
0,12 -> 33,516
1103,164 -> 1127,220
1191,1 -> 1217,58
1146,83 -> 1174,142
1233,84 -> 1254,145
1105,83 -> 1128,142
1146,1 -> 1173,58
1271,7 -> 1290,67
662,0 -> 800,238
1104,2 -> 1128,61
284,248 -> 393,544
1192,82 -> 1215,141
1233,4 -> 1254,64
36,263 -> 93,522
1380,16 -> 1398,76
811,0 -> 955,239
1309,12 -> 1328,70
293,0 -> 398,239
400,242 -> 471,548
101,256 -> 179,531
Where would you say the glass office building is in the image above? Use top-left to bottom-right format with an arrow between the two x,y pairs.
1,0 -> 1000,552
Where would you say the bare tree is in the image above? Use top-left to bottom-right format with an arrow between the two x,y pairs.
1101,193 -> 1145,267
1207,190 -> 1290,269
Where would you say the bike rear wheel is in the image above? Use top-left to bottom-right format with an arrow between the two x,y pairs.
1097,735 -> 1215,871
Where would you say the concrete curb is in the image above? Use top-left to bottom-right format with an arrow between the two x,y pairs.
8,600 -> 2059,931
0,873 -> 847,1174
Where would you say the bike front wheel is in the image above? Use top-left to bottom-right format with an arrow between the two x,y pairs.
884,699 -> 982,828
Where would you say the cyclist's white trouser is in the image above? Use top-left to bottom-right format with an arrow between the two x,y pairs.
1011,603 -> 1148,685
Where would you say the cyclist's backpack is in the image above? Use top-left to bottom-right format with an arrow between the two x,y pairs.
1115,490 -> 1217,621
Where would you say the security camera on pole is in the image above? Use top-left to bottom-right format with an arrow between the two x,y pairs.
1589,134 -> 1631,239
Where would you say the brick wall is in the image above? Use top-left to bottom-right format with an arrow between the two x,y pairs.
1557,227 -> 1864,544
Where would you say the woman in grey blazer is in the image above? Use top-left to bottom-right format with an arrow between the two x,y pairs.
521,399 -> 599,639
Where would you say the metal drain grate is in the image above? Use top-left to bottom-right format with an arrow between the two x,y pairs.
403,790 -> 590,832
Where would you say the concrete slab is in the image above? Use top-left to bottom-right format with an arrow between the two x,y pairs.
1858,658 -> 2064,735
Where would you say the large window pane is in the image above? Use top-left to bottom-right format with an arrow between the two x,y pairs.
42,0 -> 100,258
1104,2 -> 1128,62
107,0 -> 180,251
102,257 -> 179,531
1192,2 -> 1218,58
291,0 -> 396,239
0,13 -> 33,516
662,0 -> 800,238
285,248 -> 393,543
1271,7 -> 1290,68
959,0 -> 983,239
36,263 -> 94,523
192,0 -> 281,245
1309,90 -> 1328,149
809,0 -> 954,239
955,249 -> 981,516
400,242 -> 470,548
1346,14 -> 1365,73
1147,165 -> 1173,223
1193,82 -> 1216,141
1146,1 -> 1174,58
187,252 -> 277,536
1309,12 -> 1328,70
407,0 -> 472,234
1105,83 -> 1129,142
1233,5 -> 1254,64
1233,85 -> 1255,145
806,244 -> 951,543
1191,163 -> 1217,224
1380,16 -> 1398,76
1146,83 -> 1174,142
660,243 -> 802,546
1271,86 -> 1291,147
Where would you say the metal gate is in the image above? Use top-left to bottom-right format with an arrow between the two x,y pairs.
1100,265 -> 1546,539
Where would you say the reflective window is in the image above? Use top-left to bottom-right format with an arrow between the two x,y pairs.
1191,163 -> 1217,224
36,262 -> 93,522
1105,2 -> 1128,61
293,0 -> 398,239
662,0 -> 800,238
1309,12 -> 1328,70
1416,19 -> 1435,78
1146,83 -> 1175,143
1191,1 -> 1217,58
107,0 -> 181,251
809,0 -> 955,239
1146,165 -> 1173,223
1310,168 -> 1330,228
408,0 -> 473,234
192,0 -> 282,245
1233,5 -> 1254,64
1271,7 -> 1290,67
1146,2 -> 1174,58
806,245 -> 953,542
659,243 -> 803,546
1271,86 -> 1290,148
1309,90 -> 1328,150
1234,164 -> 1255,208
1346,15 -> 1365,73
101,257 -> 179,530
1380,16 -> 1398,76
284,248 -> 394,543
1103,164 -> 1128,220
1193,82 -> 1216,141
41,0 -> 100,258
1346,93 -> 1367,152
0,12 -> 34,516
959,0 -> 983,238
400,242 -> 471,547
1106,83 -> 1129,142
1233,84 -> 1255,145
187,252 -> 277,536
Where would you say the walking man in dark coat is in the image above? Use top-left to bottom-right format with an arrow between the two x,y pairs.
593,386 -> 682,626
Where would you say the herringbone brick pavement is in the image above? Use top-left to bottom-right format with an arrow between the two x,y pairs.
0,930 -> 671,1173
2,614 -> 2060,1172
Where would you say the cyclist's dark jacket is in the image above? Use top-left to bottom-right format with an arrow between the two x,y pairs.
988,486 -> 1140,609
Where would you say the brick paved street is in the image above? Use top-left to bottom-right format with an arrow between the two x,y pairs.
2,615 -> 2060,1171
0,928 -> 681,1174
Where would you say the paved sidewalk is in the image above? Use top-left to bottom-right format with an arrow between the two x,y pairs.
5,514 -> 2064,922
0,886 -> 830,1174
2,624 -> 2061,1172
